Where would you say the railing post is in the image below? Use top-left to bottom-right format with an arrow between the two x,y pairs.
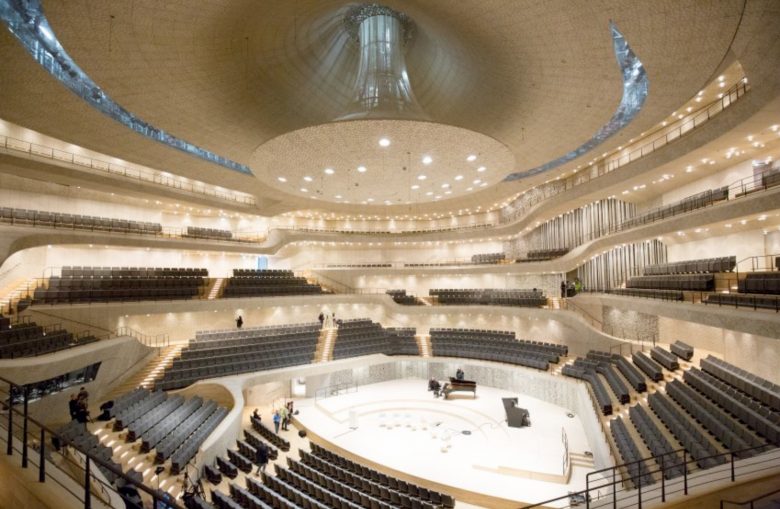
730,452 -> 735,482
39,427 -> 45,482
22,386 -> 29,468
84,456 -> 91,509
683,450 -> 688,495
637,475 -> 642,509
6,382 -> 13,455
586,473 -> 591,509
613,468 -> 617,509
660,454 -> 666,502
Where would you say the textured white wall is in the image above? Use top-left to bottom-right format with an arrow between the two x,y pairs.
666,228 -> 766,263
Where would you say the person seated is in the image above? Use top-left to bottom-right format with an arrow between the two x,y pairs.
455,368 -> 465,381
428,378 -> 441,397
252,408 -> 261,421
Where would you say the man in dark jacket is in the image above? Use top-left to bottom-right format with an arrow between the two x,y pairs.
255,443 -> 269,474
68,394 -> 79,420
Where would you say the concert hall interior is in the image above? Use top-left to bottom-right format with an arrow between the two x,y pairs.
1,1 -> 780,508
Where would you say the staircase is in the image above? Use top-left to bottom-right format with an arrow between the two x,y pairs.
549,297 -> 564,309
416,334 -> 432,357
314,327 -> 337,362
103,345 -> 183,399
206,278 -> 224,300
0,277 -> 36,313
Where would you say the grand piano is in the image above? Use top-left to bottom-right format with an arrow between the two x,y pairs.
442,377 -> 477,399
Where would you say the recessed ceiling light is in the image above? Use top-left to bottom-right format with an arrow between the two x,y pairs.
277,177 -> 287,183
466,187 -> 473,191
441,183 -> 450,189
480,182 -> 487,187
303,176 -> 313,182
366,198 -> 374,202
300,188 -> 308,193
335,195 -> 342,199
444,190 -> 452,195
477,166 -> 486,172
422,155 -> 433,165
426,191 -> 433,196
357,166 -> 367,173
411,184 -> 420,190
467,154 -> 477,162
324,168 -> 335,175
378,138 -> 391,147
454,175 -> 464,181
417,175 -> 427,180
473,179 -> 481,184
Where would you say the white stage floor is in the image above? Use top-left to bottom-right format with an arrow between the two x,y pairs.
295,379 -> 595,506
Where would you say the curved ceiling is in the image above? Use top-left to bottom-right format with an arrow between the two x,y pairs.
0,0 -> 750,215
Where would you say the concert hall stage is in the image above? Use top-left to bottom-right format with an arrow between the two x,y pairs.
294,379 -> 597,507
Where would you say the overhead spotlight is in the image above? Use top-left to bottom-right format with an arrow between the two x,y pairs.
467,154 -> 477,162
378,138 -> 391,147
417,175 -> 427,180
411,184 -> 420,190
454,175 -> 464,181
277,176 -> 287,182
425,191 -> 433,196
303,176 -> 313,182
422,155 -> 433,165
335,195 -> 342,199
477,166 -> 486,172
324,168 -> 335,175
357,166 -> 367,173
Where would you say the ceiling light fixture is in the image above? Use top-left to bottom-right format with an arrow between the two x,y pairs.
477,166 -> 486,172
467,154 -> 477,162
303,176 -> 313,182
324,168 -> 335,175
454,175 -> 463,181
357,166 -> 367,173
378,138 -> 391,147
411,184 -> 420,190
300,188 -> 308,193
417,175 -> 427,180
422,155 -> 433,165
277,177 -> 287,183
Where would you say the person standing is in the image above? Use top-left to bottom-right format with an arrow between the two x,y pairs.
280,405 -> 288,431
318,312 -> 324,328
255,443 -> 269,475
236,315 -> 244,329
560,280 -> 567,299
272,410 -> 281,434
68,394 -> 79,421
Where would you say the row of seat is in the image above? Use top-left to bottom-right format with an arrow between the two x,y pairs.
222,284 -> 323,298
47,276 -> 205,288
386,289 -> 423,305
157,400 -> 220,462
586,351 -> 648,393
429,288 -> 547,307
633,352 -> 665,382
33,286 -> 201,304
626,274 -> 715,292
0,207 -> 162,235
561,363 -> 613,415
701,356 -> 780,411
251,415 -> 290,452
385,328 -> 420,356
650,346 -> 679,371
628,405 -> 685,480
140,396 -> 204,451
61,266 -> 207,278
643,256 -> 736,275
185,226 -> 233,240
193,322 -> 320,343
738,273 -> 780,295
684,368 -> 780,445
471,252 -> 505,264
170,406 -> 229,474
523,248 -> 570,261
607,288 -> 684,301
431,328 -> 568,356
610,417 -> 655,488
670,340 -> 694,361
619,186 -> 729,231
704,292 -> 780,310
58,421 -> 126,484
0,323 -> 97,359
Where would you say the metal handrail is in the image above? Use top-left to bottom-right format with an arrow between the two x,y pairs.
521,443 -> 778,509
720,487 -> 780,508
0,133 -> 255,206
0,374 -> 184,509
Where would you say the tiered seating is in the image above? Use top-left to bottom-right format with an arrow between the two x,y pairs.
216,457 -> 238,479
251,415 -> 290,452
59,421 -> 123,482
704,292 -> 780,310
140,396 -> 203,452
665,380 -> 765,456
170,405 -> 229,474
0,322 -> 97,358
227,449 -> 253,473
185,494 -> 215,509
738,272 -> 780,295
587,350 -> 647,392
33,266 -> 207,304
185,226 -> 232,240
126,394 -> 184,441
607,288 -> 684,300
222,269 -> 323,297
429,288 -> 547,307
157,323 -> 320,390
431,328 -> 565,371
244,429 -> 279,460
619,186 -> 729,230
245,476 -> 300,508
683,367 -> 780,445
582,355 -> 630,404
385,328 -> 419,355
471,252 -> 505,264
386,289 -> 422,305
626,274 -> 714,291
643,256 -> 736,275
670,340 -> 694,361
0,207 -> 162,235
156,400 -> 219,462
647,392 -> 726,469
628,405 -> 685,480
632,352 -> 664,382
561,359 -> 613,415
610,417 -> 655,488
307,443 -> 455,508
700,356 -> 780,411
524,248 -> 570,261
333,319 -> 391,359
650,346 -> 679,371
108,388 -> 149,419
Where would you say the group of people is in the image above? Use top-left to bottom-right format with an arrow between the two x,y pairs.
318,311 -> 338,328
560,278 -> 583,298
68,386 -> 90,424
254,400 -> 295,436
428,368 -> 465,398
